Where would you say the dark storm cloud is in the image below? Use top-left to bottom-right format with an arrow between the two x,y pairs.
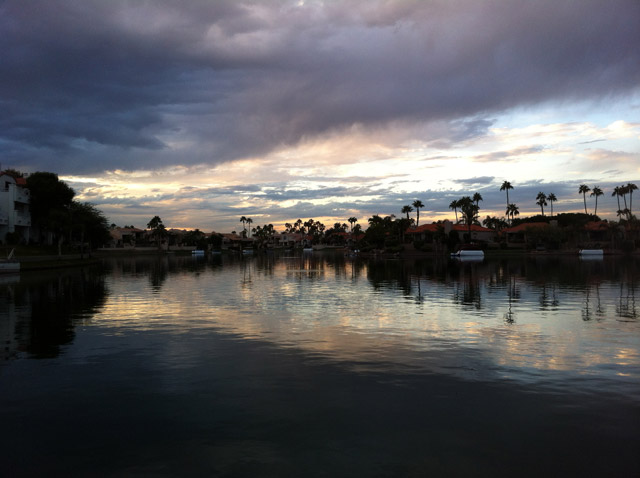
2,0 -> 639,173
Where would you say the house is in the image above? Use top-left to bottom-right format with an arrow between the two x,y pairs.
108,227 -> 145,248
0,172 -> 31,244
406,220 -> 496,243
502,222 -> 550,245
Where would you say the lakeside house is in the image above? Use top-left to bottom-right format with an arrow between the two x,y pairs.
0,172 -> 31,244
406,220 -> 496,244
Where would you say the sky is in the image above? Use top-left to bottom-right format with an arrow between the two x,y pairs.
2,0 -> 639,232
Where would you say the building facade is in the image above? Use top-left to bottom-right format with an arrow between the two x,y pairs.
0,172 -> 31,244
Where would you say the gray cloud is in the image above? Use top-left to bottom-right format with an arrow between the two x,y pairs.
2,0 -> 639,174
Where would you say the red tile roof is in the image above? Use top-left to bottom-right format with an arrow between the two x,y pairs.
503,222 -> 549,233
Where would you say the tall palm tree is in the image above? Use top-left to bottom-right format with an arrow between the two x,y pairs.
590,186 -> 603,216
612,187 -> 622,217
627,183 -> 638,217
246,218 -> 253,237
547,193 -> 557,216
240,216 -> 247,233
536,192 -> 547,216
449,200 -> 459,223
401,205 -> 413,223
500,181 -> 513,209
412,200 -> 424,226
472,192 -> 483,208
348,217 -> 358,232
578,185 -> 591,214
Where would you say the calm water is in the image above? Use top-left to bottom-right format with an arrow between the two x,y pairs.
1,253 -> 639,477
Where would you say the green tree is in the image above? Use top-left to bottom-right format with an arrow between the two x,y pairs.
412,200 -> 424,226
26,171 -> 76,245
578,184 -> 590,214
500,181 -> 513,209
70,202 -> 110,255
590,186 -> 603,216
536,192 -> 547,216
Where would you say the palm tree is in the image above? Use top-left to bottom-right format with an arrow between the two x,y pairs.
500,181 -> 513,209
612,187 -> 622,216
536,192 -> 547,216
506,203 -> 519,224
472,192 -> 483,208
547,193 -> 557,216
449,200 -> 459,223
401,205 -> 413,221
246,218 -> 253,237
240,216 -> 247,234
348,217 -> 358,232
590,186 -> 603,216
627,183 -> 638,217
578,184 -> 590,214
412,200 -> 424,226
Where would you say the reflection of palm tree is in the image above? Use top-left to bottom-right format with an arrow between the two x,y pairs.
590,186 -> 603,216
547,193 -> 557,216
578,184 -> 590,214
500,181 -> 513,209
412,200 -> 424,226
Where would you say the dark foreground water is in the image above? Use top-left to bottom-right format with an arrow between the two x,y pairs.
1,253 -> 639,477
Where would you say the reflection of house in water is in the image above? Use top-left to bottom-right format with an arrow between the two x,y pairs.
0,279 -> 24,361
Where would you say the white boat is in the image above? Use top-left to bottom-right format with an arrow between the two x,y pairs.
0,261 -> 20,273
451,249 -> 484,258
242,249 -> 254,254
579,249 -> 603,256
191,250 -> 205,255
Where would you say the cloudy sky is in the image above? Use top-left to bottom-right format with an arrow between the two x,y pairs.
2,0 -> 639,232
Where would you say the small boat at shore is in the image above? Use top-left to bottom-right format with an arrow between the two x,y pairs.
1,249 -> 20,273
579,249 -> 604,256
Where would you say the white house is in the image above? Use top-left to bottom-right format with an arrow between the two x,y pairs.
0,172 -> 31,244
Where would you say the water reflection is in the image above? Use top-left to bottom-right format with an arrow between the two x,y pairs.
0,267 -> 108,361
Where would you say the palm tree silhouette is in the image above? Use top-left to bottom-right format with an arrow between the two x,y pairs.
246,218 -> 253,237
449,200 -> 459,223
590,186 -> 603,216
536,192 -> 547,216
401,205 -> 413,221
578,184 -> 591,214
500,181 -> 513,209
506,203 -> 519,224
240,216 -> 247,234
412,200 -> 424,226
547,193 -> 557,216
472,192 -> 483,208
627,183 -> 638,217
348,217 -> 358,232
612,187 -> 622,217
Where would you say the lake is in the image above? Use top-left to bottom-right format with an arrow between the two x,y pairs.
1,253 -> 639,477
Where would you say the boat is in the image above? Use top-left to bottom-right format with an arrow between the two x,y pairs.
1,249 -> 20,273
579,249 -> 604,256
242,249 -> 254,254
191,250 -> 205,255
0,262 -> 20,273
450,247 -> 484,258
